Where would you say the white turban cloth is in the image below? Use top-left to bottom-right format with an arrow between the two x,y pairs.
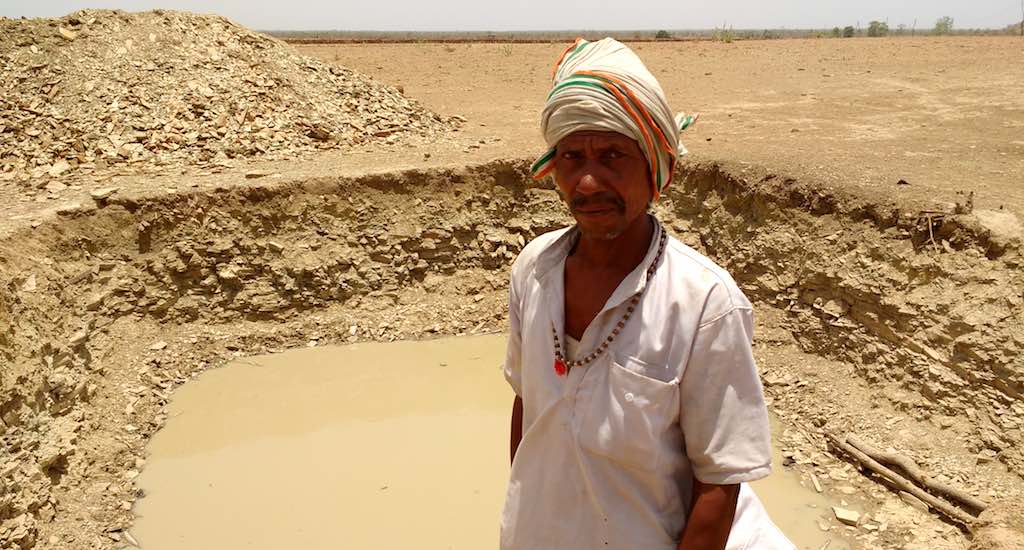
532,38 -> 697,199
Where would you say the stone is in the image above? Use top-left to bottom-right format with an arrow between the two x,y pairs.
836,485 -> 858,495
47,157 -> 70,175
827,467 -> 849,481
832,506 -> 861,526
69,329 -> 88,346
58,27 -> 77,40
267,241 -> 285,253
217,267 -> 240,283
90,187 -> 119,201
85,291 -> 110,311
21,274 -> 37,292
55,202 -> 83,216
149,341 -> 168,351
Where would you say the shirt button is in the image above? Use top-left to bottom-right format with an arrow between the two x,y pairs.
624,392 -> 634,402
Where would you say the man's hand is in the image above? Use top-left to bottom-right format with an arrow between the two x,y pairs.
677,479 -> 740,550
510,396 -> 523,465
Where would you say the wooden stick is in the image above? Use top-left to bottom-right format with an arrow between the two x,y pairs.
825,433 -> 976,527
846,435 -> 988,514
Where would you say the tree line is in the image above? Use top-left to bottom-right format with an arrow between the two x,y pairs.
828,16 -> 1012,38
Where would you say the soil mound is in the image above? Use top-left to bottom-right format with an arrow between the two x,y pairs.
0,10 -> 457,185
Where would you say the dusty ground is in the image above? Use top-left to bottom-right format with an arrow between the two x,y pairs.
2,28 -> 1023,550
301,37 -> 1024,221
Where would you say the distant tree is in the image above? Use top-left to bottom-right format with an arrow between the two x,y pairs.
831,26 -> 842,37
842,25 -> 855,38
655,29 -> 672,39
867,20 -> 889,37
934,16 -> 954,35
896,23 -> 907,35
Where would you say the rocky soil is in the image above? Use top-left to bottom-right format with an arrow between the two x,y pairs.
672,163 -> 1024,470
0,10 -> 459,187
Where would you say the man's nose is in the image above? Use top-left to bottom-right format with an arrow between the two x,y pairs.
574,165 -> 606,195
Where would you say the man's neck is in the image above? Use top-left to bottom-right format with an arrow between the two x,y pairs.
571,214 -> 654,271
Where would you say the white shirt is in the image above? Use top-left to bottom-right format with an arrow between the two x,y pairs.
501,219 -> 793,550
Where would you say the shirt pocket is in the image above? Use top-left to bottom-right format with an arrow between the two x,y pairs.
577,355 -> 678,472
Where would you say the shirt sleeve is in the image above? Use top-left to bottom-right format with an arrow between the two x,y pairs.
679,307 -> 772,485
503,271 -> 523,397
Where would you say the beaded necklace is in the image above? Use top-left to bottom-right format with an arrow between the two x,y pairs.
552,226 -> 668,376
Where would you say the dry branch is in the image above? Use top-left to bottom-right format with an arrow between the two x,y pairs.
846,435 -> 988,514
825,433 -> 977,528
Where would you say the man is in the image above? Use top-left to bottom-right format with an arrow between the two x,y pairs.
501,38 -> 793,550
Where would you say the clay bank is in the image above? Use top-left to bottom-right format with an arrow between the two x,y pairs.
1,158 -> 1022,549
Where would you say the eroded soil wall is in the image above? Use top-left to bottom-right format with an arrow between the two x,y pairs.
669,163 -> 1024,468
0,159 -> 1020,549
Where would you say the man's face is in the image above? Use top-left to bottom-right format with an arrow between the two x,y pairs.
553,130 -> 652,240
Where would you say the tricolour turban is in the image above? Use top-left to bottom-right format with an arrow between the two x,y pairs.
531,38 -> 697,199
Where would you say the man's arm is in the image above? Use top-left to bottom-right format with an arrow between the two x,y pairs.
677,480 -> 740,550
510,395 -> 523,465
677,305 -> 771,547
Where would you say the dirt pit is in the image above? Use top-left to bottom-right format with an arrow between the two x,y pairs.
1,159 -> 1023,549
131,334 -> 852,549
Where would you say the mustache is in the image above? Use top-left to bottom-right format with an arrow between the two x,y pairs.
569,193 -> 625,212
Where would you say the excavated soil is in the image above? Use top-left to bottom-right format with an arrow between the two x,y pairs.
0,10 -> 459,185
1,14 -> 1023,550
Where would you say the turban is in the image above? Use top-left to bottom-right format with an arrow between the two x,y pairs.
531,38 -> 697,199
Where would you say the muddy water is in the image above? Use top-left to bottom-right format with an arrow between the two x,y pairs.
133,335 -> 849,549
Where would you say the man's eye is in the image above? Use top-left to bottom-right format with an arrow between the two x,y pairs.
603,150 -> 623,160
560,151 -> 581,160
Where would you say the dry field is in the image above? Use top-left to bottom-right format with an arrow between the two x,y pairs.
2,12 -> 1023,550
301,37 -> 1024,222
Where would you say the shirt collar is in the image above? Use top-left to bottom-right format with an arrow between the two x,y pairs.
534,215 -> 665,311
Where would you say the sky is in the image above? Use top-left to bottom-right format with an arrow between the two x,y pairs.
1,0 -> 1021,31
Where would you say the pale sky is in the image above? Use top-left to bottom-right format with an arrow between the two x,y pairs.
2,0 -> 1021,31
